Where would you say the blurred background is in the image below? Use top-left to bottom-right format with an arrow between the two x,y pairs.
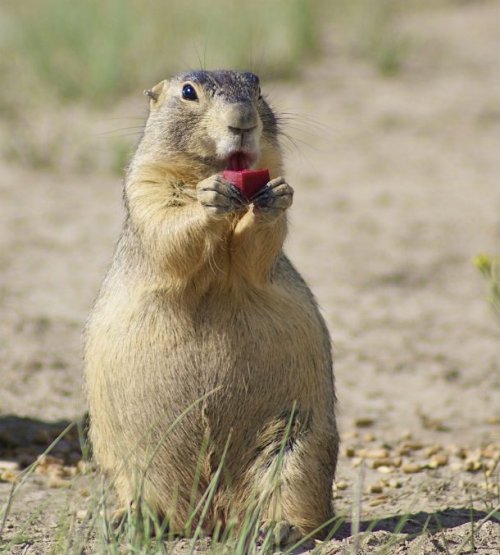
0,0 -> 412,173
0,0 -> 499,440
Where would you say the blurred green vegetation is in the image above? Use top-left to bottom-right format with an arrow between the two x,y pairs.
1,0 -> 408,108
330,0 -> 408,76
474,254 -> 500,318
0,0 -> 410,173
1,0 -> 322,107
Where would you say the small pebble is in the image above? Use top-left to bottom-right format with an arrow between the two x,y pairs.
37,454 -> 64,465
344,447 -> 356,457
400,441 -> 423,451
372,457 -> 400,469
335,480 -> 349,491
388,479 -> 402,488
63,466 -> 78,478
376,466 -> 392,474
464,460 -> 482,472
402,463 -> 422,474
0,470 -> 19,483
35,454 -> 65,476
0,461 -> 19,471
431,453 -> 448,467
358,448 -> 389,459
354,417 -> 375,428
48,476 -> 71,489
426,453 -> 449,469
424,445 -> 441,457
368,483 -> 384,494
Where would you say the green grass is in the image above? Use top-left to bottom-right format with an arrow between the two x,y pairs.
2,431 -> 499,554
0,0 -> 326,173
1,0 -> 323,108
328,0 -> 409,76
0,0 -> 411,110
474,254 -> 500,317
0,405 -> 347,554
0,0 -> 413,173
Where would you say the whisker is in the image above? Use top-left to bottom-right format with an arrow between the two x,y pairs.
278,131 -> 315,152
98,132 -> 144,139
279,134 -> 302,157
276,116 -> 330,135
103,116 -> 146,122
99,126 -> 145,137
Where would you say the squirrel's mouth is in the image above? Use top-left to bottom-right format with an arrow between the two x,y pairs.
226,151 -> 254,171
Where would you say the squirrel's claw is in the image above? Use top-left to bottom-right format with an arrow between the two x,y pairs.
197,175 -> 248,217
252,177 -> 294,214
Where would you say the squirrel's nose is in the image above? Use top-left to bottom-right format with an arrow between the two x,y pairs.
228,124 -> 257,135
224,103 -> 258,134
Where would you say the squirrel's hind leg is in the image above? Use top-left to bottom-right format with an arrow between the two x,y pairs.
232,411 -> 338,544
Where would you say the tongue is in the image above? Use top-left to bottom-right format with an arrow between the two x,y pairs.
227,152 -> 249,170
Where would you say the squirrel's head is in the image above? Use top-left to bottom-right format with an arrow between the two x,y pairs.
139,70 -> 281,176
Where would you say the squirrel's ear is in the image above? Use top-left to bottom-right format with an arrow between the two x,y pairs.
144,80 -> 169,106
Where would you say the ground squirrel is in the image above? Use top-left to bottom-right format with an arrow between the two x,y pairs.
84,70 -> 338,542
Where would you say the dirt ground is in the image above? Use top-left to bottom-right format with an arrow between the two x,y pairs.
1,2 -> 500,553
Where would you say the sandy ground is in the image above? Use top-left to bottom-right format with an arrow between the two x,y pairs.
1,2 -> 500,553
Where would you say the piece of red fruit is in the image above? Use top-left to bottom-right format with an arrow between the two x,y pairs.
223,169 -> 270,200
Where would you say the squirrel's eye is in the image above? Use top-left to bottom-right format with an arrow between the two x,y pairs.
182,84 -> 198,101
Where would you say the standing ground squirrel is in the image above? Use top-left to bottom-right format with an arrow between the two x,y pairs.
84,70 -> 338,543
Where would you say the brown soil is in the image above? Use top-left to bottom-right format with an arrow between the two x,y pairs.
1,2 -> 499,553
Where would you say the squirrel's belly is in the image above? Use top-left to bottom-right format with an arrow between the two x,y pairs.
86,284 -> 329,406
85,283 -> 333,472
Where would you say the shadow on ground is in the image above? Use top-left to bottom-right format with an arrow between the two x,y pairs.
1,415 -> 498,552
334,507 -> 498,538
0,414 -> 86,467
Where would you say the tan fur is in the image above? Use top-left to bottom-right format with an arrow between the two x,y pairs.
84,70 -> 338,540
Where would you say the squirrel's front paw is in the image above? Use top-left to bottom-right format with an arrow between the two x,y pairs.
197,175 -> 247,218
252,177 -> 294,217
